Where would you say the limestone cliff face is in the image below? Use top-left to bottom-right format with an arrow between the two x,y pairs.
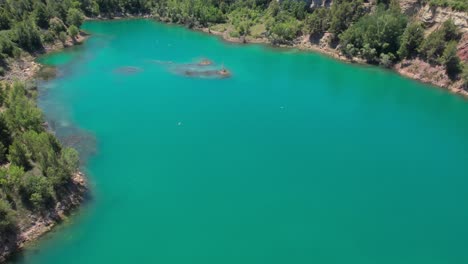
399,0 -> 422,16
418,5 -> 468,32
309,0 -> 332,9
395,0 -> 467,32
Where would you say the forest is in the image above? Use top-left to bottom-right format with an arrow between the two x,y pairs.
0,0 -> 467,236
0,82 -> 79,234
0,0 -> 466,85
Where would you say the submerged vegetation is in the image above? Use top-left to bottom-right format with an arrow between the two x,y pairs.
0,82 -> 79,238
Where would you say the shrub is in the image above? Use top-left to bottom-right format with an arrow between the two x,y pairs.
441,41 -> 461,79
0,200 -> 17,232
398,22 -> 424,59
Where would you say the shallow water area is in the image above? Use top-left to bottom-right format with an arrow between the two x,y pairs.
14,19 -> 468,264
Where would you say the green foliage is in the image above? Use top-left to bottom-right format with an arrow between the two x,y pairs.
329,0 -> 366,35
419,29 -> 446,63
462,63 -> 468,89
0,80 -> 81,236
266,12 -> 301,43
13,19 -> 43,52
230,7 -> 261,36
8,140 -> 30,169
441,19 -> 460,41
398,22 -> 424,59
427,0 -> 468,12
21,173 -> 53,208
340,7 -> 407,63
68,25 -> 80,39
0,141 -> 6,164
0,8 -> 11,30
441,41 -> 461,78
305,8 -> 330,36
66,8 -> 84,27
0,200 -> 17,232
153,0 -> 225,27
3,83 -> 43,135
34,2 -> 50,29
0,35 -> 16,58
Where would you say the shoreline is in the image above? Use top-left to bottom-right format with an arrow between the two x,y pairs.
0,34 -> 89,263
0,13 -> 466,262
0,172 -> 87,263
196,24 -> 468,98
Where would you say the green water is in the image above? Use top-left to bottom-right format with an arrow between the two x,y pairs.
14,19 -> 468,263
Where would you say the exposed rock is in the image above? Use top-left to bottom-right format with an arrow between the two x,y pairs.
0,172 -> 87,263
309,0 -> 332,9
394,59 -> 467,94
457,33 -> 468,62
319,32 -> 334,49
418,5 -> 468,33
399,0 -> 422,16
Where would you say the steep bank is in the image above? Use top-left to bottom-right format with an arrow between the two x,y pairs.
0,34 -> 88,264
0,173 -> 86,263
192,1 -> 468,96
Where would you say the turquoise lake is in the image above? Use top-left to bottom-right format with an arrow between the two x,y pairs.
12,19 -> 468,263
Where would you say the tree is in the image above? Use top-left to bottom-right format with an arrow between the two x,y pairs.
0,9 -> 11,30
34,2 -> 49,29
0,142 -> 6,164
8,140 -> 30,169
339,8 -> 407,62
0,200 -> 17,233
462,63 -> 468,89
61,147 -> 79,174
329,0 -> 365,35
419,29 -> 446,63
398,22 -> 424,59
68,25 -> 80,41
267,12 -> 301,44
441,19 -> 460,41
441,41 -> 461,79
306,8 -> 330,36
59,31 -> 68,45
20,174 -> 53,209
3,83 -> 43,134
49,17 -> 66,35
66,8 -> 84,27
13,20 -> 43,52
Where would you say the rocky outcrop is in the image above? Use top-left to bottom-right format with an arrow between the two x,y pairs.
418,5 -> 468,32
457,32 -> 468,61
399,0 -> 422,16
309,0 -> 332,9
0,172 -> 87,263
395,59 -> 467,96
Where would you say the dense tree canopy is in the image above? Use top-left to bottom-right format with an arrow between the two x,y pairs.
0,83 -> 80,235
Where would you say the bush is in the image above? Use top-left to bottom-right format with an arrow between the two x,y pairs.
21,174 -> 53,209
68,25 -> 80,40
267,12 -> 301,43
13,20 -> 43,52
0,200 -> 17,232
66,8 -> 84,27
339,8 -> 407,62
441,41 -> 461,79
329,0 -> 366,35
419,30 -> 446,63
306,8 -> 330,36
398,22 -> 424,59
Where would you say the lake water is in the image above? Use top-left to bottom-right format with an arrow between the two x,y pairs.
12,19 -> 468,264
